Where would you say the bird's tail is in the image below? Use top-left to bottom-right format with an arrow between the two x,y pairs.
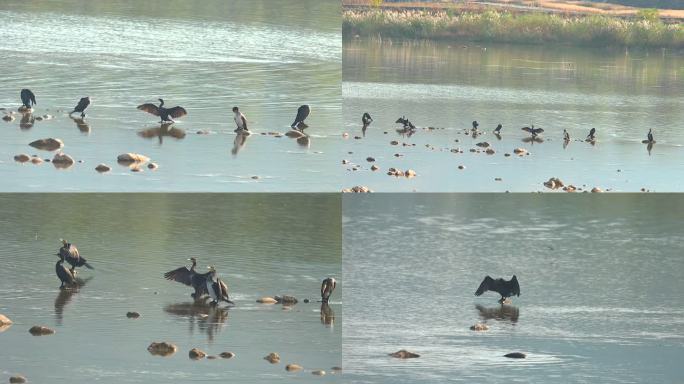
84,262 -> 94,270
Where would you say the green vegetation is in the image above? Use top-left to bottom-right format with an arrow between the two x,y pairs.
343,9 -> 684,48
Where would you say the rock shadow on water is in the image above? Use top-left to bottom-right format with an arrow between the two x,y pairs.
320,303 -> 335,327
20,112 -> 35,130
70,116 -> 91,134
231,131 -> 250,157
54,276 -> 92,325
475,304 -> 519,324
138,123 -> 186,145
163,298 -> 230,342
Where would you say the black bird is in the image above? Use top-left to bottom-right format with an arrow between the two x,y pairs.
475,275 -> 520,304
471,120 -> 479,131
362,112 -> 373,126
522,125 -> 544,137
563,129 -> 570,141
395,116 -> 415,130
70,97 -> 91,118
494,124 -> 502,134
291,105 -> 311,130
20,89 -> 36,109
163,257 -> 209,299
206,266 -> 234,306
55,253 -> 76,289
321,277 -> 336,303
137,98 -> 187,123
587,127 -> 596,141
647,129 -> 654,143
58,239 -> 93,274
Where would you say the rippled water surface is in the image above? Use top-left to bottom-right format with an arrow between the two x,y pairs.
343,39 -> 684,192
0,194 -> 341,383
343,194 -> 684,383
0,0 -> 341,191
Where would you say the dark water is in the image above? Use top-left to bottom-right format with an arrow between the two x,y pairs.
343,39 -> 684,192
343,194 -> 684,383
0,0 -> 341,192
0,194 -> 341,383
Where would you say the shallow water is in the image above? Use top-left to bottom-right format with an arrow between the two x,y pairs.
0,0 -> 341,192
343,194 -> 684,383
343,39 -> 684,192
0,194 -> 341,383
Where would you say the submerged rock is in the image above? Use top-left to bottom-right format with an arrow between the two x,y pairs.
29,325 -> 55,336
95,164 -> 111,173
504,352 -> 526,359
147,342 -> 177,357
29,138 -> 64,151
476,142 -> 490,148
286,364 -> 303,372
285,130 -> 305,138
389,350 -> 420,359
9,375 -> 27,383
264,352 -> 280,364
117,153 -> 150,164
189,348 -> 207,360
366,157 -> 375,162
14,154 -> 30,163
470,323 -> 489,331
126,311 -> 140,319
256,297 -> 278,304
458,165 -> 465,170
219,351 -> 236,359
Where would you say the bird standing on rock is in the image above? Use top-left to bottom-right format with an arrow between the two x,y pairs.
57,239 -> 93,274
233,106 -> 248,132
291,105 -> 310,131
55,252 -> 76,289
70,97 -> 91,118
321,277 -> 336,303
475,275 -> 520,304
20,89 -> 36,110
137,98 -> 187,123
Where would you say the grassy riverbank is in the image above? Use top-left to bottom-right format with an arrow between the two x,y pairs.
343,8 -> 684,48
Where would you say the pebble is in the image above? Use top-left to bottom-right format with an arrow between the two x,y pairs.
366,157 -> 375,162
458,165 -> 465,170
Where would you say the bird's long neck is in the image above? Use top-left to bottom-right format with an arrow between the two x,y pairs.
190,260 -> 196,272
159,99 -> 164,108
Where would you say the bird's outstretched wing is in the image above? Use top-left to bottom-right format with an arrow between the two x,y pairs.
534,128 -> 545,134
521,126 -> 532,133
475,276 -> 494,296
510,275 -> 520,296
292,105 -> 310,126
137,103 -> 160,116
166,106 -> 188,119
164,266 -> 193,286
73,97 -> 90,113
21,89 -> 36,106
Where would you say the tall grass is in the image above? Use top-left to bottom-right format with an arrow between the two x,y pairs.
343,9 -> 684,48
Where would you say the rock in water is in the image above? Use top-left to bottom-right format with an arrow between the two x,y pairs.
9,375 -> 27,383
117,153 -> 150,164
286,364 -> 303,372
147,342 -> 177,357
275,295 -> 298,305
470,323 -> 489,331
52,153 -> 75,168
312,370 -> 326,376
219,351 -> 236,359
504,352 -> 526,359
29,325 -> 55,336
95,164 -> 111,173
29,138 -> 64,151
256,297 -> 278,304
14,154 -> 30,163
126,312 -> 140,319
189,348 -> 207,360
389,350 -> 420,358
264,352 -> 280,363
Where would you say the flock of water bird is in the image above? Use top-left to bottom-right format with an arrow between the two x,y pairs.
6,88 -> 312,132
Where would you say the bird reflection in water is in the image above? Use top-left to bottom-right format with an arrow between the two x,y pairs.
20,112 -> 34,130
474,304 -> 519,324
320,303 -> 335,327
70,116 -> 91,134
138,123 -> 186,145
231,131 -> 250,157
297,135 -> 310,148
164,297 -> 230,343
54,276 -> 93,325
522,136 -> 544,144
646,142 -> 654,156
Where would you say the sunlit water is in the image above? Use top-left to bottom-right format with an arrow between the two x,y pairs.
343,194 -> 684,383
0,194 -> 341,383
0,0 -> 341,192
343,39 -> 684,192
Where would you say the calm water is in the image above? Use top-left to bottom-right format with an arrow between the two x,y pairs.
343,194 -> 684,383
343,39 -> 684,192
0,0 -> 341,192
0,194 -> 341,383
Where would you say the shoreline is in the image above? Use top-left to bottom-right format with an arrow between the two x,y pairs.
343,8 -> 684,49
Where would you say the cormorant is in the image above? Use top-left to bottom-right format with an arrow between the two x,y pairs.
137,99 -> 187,123
321,277 -> 336,303
471,120 -> 479,131
70,97 -> 91,118
395,116 -> 415,130
206,266 -> 234,306
55,253 -> 76,289
475,275 -> 520,303
232,106 -> 248,132
362,112 -> 373,126
647,129 -> 654,143
58,239 -> 93,274
494,124 -> 502,134
522,125 -> 544,137
163,257 -> 209,299
563,129 -> 570,141
20,89 -> 36,109
587,127 -> 596,141
291,105 -> 310,131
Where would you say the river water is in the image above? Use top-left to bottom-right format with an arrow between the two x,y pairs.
343,194 -> 684,383
0,194 -> 341,383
